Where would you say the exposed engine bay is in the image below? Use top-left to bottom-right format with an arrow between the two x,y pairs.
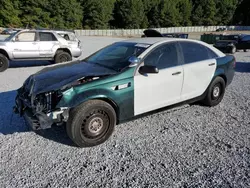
14,76 -> 101,130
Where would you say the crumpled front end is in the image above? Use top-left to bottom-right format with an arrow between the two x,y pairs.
13,80 -> 69,130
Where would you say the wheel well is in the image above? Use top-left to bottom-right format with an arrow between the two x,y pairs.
96,98 -> 119,124
0,49 -> 9,59
217,74 -> 227,85
56,48 -> 71,56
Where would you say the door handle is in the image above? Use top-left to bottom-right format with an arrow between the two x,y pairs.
172,71 -> 181,76
209,63 -> 215,66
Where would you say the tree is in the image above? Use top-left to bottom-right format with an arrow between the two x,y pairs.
47,0 -> 83,29
191,0 -> 217,26
177,0 -> 192,26
81,0 -> 115,29
112,0 -> 146,29
0,0 -> 21,27
20,0 -> 51,28
233,0 -> 250,25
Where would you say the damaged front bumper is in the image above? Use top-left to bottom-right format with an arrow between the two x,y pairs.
13,94 -> 69,130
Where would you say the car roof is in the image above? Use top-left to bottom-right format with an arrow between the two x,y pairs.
122,37 -> 225,57
122,37 -> 201,45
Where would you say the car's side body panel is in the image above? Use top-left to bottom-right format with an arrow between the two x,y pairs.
57,67 -> 136,121
214,55 -> 235,86
181,59 -> 217,101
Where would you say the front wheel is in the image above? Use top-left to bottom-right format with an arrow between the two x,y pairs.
202,77 -> 226,107
66,100 -> 116,147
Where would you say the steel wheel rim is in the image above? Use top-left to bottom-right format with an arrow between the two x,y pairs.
212,83 -> 221,100
81,110 -> 110,139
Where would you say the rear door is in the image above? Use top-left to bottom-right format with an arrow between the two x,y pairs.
38,32 -> 59,58
12,31 -> 39,59
179,42 -> 218,101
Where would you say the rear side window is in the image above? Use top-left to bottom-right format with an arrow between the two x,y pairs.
39,32 -> 57,41
144,43 -> 179,69
180,42 -> 210,64
207,48 -> 219,59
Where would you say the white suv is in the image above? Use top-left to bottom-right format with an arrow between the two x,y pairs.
0,29 -> 82,72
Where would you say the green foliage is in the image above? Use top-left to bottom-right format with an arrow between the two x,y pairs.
0,0 -> 21,27
0,0 -> 247,29
81,0 -> 115,29
112,0 -> 146,29
233,0 -> 250,25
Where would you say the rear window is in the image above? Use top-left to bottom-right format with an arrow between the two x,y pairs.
58,33 -> 77,41
180,42 -> 216,64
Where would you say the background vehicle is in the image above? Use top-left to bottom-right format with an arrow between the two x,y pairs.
14,38 -> 235,147
142,29 -> 189,39
214,34 -> 250,54
215,27 -> 227,32
1,28 -> 19,35
0,29 -> 82,72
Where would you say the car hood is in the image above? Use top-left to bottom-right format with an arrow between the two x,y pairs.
23,60 -> 118,95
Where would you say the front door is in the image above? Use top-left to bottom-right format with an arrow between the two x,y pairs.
12,32 -> 39,59
134,42 -> 183,115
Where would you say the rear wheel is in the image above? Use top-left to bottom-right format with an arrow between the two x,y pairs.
66,100 -> 116,147
202,77 -> 226,107
244,49 -> 248,52
54,51 -> 72,64
0,54 -> 9,72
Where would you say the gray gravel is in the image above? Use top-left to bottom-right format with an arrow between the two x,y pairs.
0,37 -> 250,188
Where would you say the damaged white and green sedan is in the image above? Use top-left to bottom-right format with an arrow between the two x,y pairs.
14,38 -> 235,147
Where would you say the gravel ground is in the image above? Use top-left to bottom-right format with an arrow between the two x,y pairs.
0,36 -> 250,188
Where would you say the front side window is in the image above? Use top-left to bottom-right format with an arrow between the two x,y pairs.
144,43 -> 179,69
39,32 -> 57,41
180,42 -> 210,64
85,42 -> 150,71
16,32 -> 36,42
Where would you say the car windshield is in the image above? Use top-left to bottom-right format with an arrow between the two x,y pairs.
4,32 -> 18,41
84,42 -> 150,71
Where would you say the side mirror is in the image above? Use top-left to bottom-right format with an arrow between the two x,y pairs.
139,65 -> 159,74
128,56 -> 140,67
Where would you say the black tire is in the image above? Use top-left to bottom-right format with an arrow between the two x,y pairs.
230,46 -> 236,54
244,49 -> 248,52
202,77 -> 226,107
0,54 -> 9,72
54,51 -> 72,64
66,100 -> 116,147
